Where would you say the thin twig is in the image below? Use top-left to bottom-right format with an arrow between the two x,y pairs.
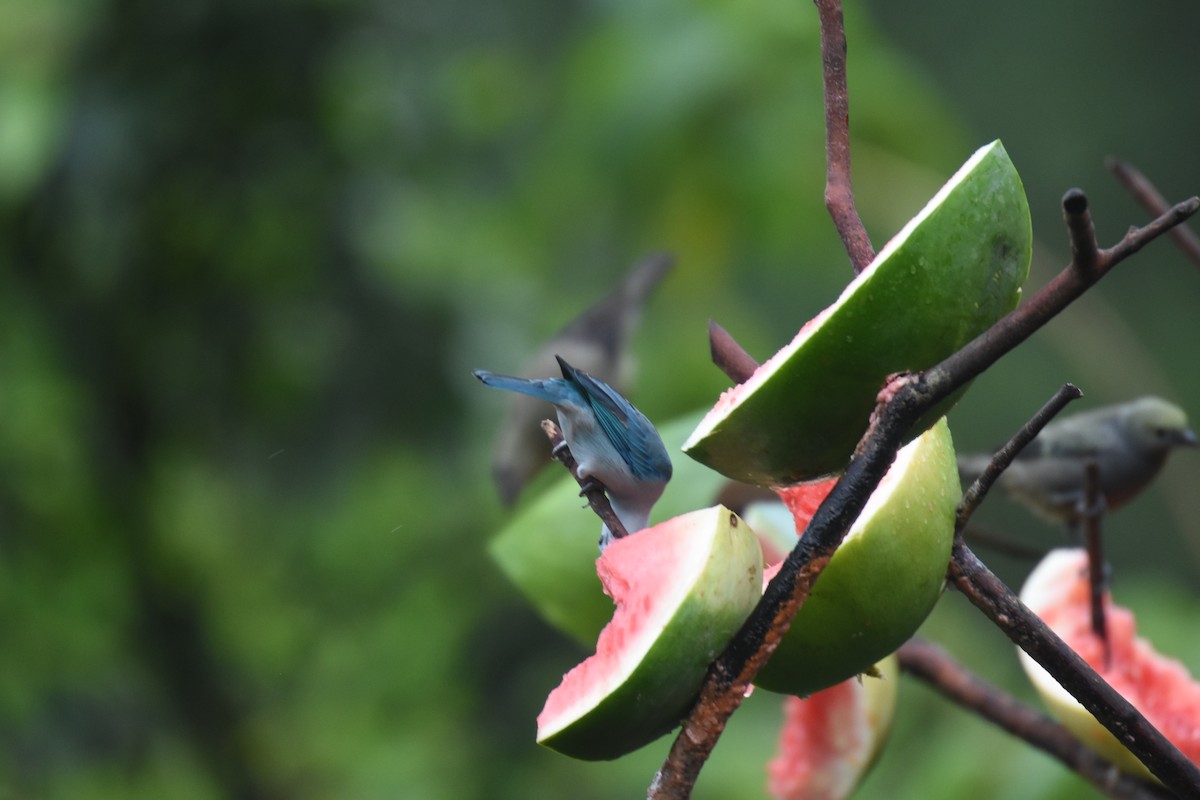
1081,461 -> 1111,669
898,638 -> 1175,800
957,383 -> 1083,528
540,420 -> 629,540
814,0 -> 875,273
649,195 -> 1200,798
707,320 -> 759,384
1108,156 -> 1200,267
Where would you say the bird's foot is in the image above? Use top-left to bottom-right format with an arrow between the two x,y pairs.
578,476 -> 606,497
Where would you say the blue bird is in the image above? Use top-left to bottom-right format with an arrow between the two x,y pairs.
474,356 -> 673,550
486,253 -> 673,506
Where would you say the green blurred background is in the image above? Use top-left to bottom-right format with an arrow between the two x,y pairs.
2,0 -> 1198,797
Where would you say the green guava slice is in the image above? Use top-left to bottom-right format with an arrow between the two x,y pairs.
489,410 -> 732,644
767,655 -> 898,800
1019,548 -> 1200,780
683,140 -> 1031,486
536,505 -> 763,760
753,418 -> 959,697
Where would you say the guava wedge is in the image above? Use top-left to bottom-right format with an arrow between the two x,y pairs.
767,655 -> 899,800
1019,548 -> 1200,779
489,411 -> 733,644
753,418 -> 958,697
536,505 -> 763,760
683,140 -> 1030,486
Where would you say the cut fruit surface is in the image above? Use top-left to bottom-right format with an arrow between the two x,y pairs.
683,140 -> 1030,486
489,411 -> 729,644
767,655 -> 898,800
536,505 -> 763,760
1019,548 -> 1200,779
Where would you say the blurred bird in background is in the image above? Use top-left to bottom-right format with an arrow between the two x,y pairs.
958,396 -> 1198,526
485,253 -> 672,505
475,356 -> 673,550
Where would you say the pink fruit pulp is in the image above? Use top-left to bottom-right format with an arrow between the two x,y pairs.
1029,549 -> 1200,764
776,478 -> 839,534
768,681 -> 870,800
536,514 -> 704,736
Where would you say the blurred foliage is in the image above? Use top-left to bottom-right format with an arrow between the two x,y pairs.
1,0 -> 1198,798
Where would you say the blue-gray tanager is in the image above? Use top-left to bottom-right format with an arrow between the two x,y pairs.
486,253 -> 672,506
474,356 -> 673,550
958,396 -> 1198,523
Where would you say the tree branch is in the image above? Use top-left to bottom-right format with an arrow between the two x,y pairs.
648,194 -> 1200,798
920,193 -> 1197,395
707,320 -> 759,384
815,0 -> 875,273
1081,461 -> 1112,668
1064,189 -> 1101,274
1108,156 -> 1200,268
898,638 -> 1176,800
540,420 -> 629,540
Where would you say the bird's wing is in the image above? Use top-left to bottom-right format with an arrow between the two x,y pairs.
1014,412 -> 1124,461
560,360 -> 665,480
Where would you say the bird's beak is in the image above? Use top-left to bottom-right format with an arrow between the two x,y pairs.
1177,427 -> 1200,447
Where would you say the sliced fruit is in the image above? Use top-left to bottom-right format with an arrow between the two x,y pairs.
489,410 -> 733,644
754,418 -> 958,697
683,140 -> 1031,486
536,505 -> 763,760
767,655 -> 899,800
1019,548 -> 1200,779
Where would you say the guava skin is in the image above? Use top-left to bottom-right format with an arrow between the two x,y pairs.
754,419 -> 959,697
684,140 -> 1031,487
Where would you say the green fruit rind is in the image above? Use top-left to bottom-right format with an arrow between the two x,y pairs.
536,505 -> 763,760
683,140 -> 1030,486
860,654 -> 900,769
754,418 -> 958,697
488,411 -> 729,644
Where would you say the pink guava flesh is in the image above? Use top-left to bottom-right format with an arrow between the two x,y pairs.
768,680 -> 870,800
1029,550 -> 1200,763
536,517 -> 696,736
776,478 -> 839,535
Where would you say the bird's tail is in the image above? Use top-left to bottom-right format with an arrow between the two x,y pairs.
473,370 -> 566,404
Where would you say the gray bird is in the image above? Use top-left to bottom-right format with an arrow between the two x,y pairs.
958,396 -> 1198,524
486,253 -> 673,506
